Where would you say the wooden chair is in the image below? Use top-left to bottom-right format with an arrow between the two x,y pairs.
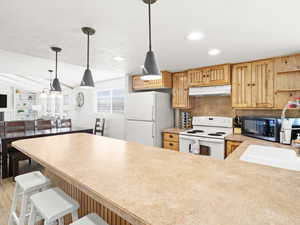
5,121 -> 31,179
36,120 -> 52,130
94,118 -> 105,136
57,119 -> 72,128
0,121 -> 4,134
25,120 -> 35,131
4,121 -> 26,133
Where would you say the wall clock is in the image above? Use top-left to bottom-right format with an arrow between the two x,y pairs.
76,92 -> 84,107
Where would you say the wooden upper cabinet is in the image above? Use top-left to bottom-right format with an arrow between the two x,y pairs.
172,72 -> 192,109
232,63 -> 252,108
275,55 -> 300,74
274,55 -> 300,109
188,64 -> 230,87
251,60 -> 274,108
232,60 -> 274,108
132,71 -> 172,91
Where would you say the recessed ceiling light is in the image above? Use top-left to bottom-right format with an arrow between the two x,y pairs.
114,56 -> 125,62
208,49 -> 221,56
186,32 -> 204,41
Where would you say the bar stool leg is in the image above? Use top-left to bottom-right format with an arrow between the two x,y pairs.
19,193 -> 29,225
8,184 -> 19,225
58,217 -> 65,225
28,205 -> 37,225
71,211 -> 78,221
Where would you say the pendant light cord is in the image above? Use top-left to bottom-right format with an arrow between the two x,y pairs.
49,71 -> 52,88
87,32 -> 90,70
148,1 -> 152,52
55,51 -> 58,79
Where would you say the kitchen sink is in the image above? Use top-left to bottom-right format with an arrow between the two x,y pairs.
240,145 -> 300,171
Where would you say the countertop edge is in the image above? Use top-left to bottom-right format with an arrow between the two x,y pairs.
12,138 -> 150,225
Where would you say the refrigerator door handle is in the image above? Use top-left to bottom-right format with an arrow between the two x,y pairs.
152,105 -> 155,121
152,124 -> 154,138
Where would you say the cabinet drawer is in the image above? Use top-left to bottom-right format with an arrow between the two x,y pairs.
163,141 -> 179,151
163,133 -> 179,142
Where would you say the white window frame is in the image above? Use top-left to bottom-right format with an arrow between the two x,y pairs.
96,88 -> 124,114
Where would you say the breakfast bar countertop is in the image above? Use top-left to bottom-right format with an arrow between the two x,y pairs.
13,133 -> 300,225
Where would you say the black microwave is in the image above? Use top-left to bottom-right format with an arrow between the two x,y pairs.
241,117 -> 281,142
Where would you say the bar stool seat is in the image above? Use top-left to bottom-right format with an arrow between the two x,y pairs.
15,171 -> 50,192
71,213 -> 108,225
28,187 -> 79,225
8,171 -> 51,225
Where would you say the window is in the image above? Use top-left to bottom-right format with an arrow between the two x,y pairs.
97,89 -> 124,113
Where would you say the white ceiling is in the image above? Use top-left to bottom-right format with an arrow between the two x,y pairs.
0,0 -> 300,86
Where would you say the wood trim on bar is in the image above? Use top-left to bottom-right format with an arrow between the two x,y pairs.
45,170 -> 132,225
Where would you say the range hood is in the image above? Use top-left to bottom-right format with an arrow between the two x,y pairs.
189,85 -> 231,96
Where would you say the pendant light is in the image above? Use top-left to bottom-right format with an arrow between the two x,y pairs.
80,27 -> 95,88
48,69 -> 55,92
51,47 -> 62,92
141,0 -> 161,81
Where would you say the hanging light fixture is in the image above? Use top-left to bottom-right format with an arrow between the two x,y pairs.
51,47 -> 62,92
141,0 -> 161,81
80,27 -> 95,88
48,69 -> 55,92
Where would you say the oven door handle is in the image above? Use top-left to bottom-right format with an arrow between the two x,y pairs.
180,135 -> 201,141
198,138 -> 224,143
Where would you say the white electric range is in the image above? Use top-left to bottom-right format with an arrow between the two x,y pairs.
179,116 -> 233,160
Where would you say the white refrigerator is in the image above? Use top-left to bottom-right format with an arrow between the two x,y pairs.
125,91 -> 174,147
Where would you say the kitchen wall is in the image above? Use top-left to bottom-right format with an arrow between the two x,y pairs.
71,77 -> 126,140
187,95 -> 300,119
190,96 -> 233,117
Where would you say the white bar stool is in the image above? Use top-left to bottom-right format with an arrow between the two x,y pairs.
70,213 -> 108,225
28,187 -> 80,225
8,171 -> 51,225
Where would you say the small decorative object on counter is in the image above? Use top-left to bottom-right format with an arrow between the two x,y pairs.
233,116 -> 242,134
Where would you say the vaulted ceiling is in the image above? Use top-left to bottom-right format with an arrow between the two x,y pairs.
0,0 -> 300,88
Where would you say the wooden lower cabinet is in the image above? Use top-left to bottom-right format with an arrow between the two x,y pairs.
225,140 -> 241,158
163,132 -> 179,151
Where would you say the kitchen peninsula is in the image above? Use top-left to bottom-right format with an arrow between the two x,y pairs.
13,133 -> 300,225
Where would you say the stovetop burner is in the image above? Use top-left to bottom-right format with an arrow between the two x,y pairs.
187,130 -> 204,134
208,133 -> 223,136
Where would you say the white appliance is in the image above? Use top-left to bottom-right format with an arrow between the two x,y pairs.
189,85 -> 231,96
180,116 -> 233,160
125,91 -> 173,147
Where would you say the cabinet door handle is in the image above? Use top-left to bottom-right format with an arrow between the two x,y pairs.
169,143 -> 173,146
247,83 -> 251,86
252,83 -> 256,86
169,135 -> 173,138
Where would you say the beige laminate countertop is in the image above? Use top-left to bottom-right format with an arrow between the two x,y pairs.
13,133 -> 300,225
225,134 -> 260,142
162,128 -> 186,134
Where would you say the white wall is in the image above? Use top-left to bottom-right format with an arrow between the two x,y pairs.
71,77 -> 126,140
